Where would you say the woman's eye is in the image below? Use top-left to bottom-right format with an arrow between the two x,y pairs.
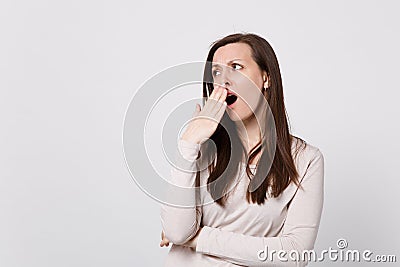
212,69 -> 220,76
232,63 -> 243,70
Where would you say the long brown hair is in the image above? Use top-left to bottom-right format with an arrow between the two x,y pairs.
196,33 -> 307,206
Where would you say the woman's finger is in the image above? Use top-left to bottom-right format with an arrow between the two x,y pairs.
209,86 -> 220,100
217,87 -> 227,104
214,86 -> 223,101
208,87 -> 224,113
192,103 -> 201,117
160,230 -> 170,247
202,88 -> 220,114
160,241 -> 169,247
160,238 -> 170,247
210,88 -> 227,115
215,101 -> 227,121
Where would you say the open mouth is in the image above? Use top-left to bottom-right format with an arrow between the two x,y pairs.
225,94 -> 238,105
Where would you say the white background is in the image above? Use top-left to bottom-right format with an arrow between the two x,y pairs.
1,0 -> 399,266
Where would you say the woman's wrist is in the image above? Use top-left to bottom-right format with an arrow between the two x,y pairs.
182,227 -> 202,249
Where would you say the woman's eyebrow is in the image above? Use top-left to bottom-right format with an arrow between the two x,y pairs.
212,59 -> 245,68
228,58 -> 245,64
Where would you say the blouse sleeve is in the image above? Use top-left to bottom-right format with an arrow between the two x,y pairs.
159,138 -> 203,245
195,149 -> 325,266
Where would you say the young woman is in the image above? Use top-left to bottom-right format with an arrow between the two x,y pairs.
159,33 -> 324,266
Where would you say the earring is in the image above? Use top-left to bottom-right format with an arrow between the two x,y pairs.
263,79 -> 269,91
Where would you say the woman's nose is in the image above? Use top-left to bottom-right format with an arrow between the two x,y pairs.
214,80 -> 230,91
214,70 -> 231,88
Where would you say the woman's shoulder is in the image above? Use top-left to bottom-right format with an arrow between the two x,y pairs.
291,136 -> 324,172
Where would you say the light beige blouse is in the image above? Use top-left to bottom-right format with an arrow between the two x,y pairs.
160,137 -> 324,266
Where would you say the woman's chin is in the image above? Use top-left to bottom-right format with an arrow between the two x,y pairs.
229,116 -> 241,122
227,109 -> 256,124
227,109 -> 244,122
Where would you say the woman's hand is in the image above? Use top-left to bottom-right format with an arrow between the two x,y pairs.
160,227 -> 203,249
160,230 -> 170,247
181,227 -> 202,249
181,86 -> 227,145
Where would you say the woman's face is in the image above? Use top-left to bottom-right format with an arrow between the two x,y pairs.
211,42 -> 268,122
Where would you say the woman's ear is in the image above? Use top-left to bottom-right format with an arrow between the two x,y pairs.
262,73 -> 269,89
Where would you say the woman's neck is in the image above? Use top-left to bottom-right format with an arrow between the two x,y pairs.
236,114 -> 262,156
